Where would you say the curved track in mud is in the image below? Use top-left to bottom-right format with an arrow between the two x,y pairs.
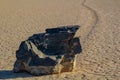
81,0 -> 99,44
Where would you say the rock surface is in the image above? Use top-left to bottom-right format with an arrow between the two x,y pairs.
13,25 -> 82,75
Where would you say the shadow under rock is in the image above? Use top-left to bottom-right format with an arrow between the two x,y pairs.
0,70 -> 33,79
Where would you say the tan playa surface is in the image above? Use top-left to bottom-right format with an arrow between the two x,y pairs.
0,0 -> 120,80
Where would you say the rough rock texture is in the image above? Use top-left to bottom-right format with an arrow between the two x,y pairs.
13,25 -> 82,76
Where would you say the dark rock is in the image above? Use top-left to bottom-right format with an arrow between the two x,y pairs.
13,25 -> 82,75
46,25 -> 79,33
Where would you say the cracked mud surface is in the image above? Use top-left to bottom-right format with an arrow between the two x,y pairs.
0,0 -> 120,80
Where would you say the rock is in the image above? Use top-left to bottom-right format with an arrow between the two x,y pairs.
13,25 -> 82,75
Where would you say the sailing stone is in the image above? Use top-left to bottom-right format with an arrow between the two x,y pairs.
13,25 -> 82,75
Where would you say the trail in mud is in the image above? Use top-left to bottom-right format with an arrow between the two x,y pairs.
75,0 -> 99,46
82,0 -> 99,43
